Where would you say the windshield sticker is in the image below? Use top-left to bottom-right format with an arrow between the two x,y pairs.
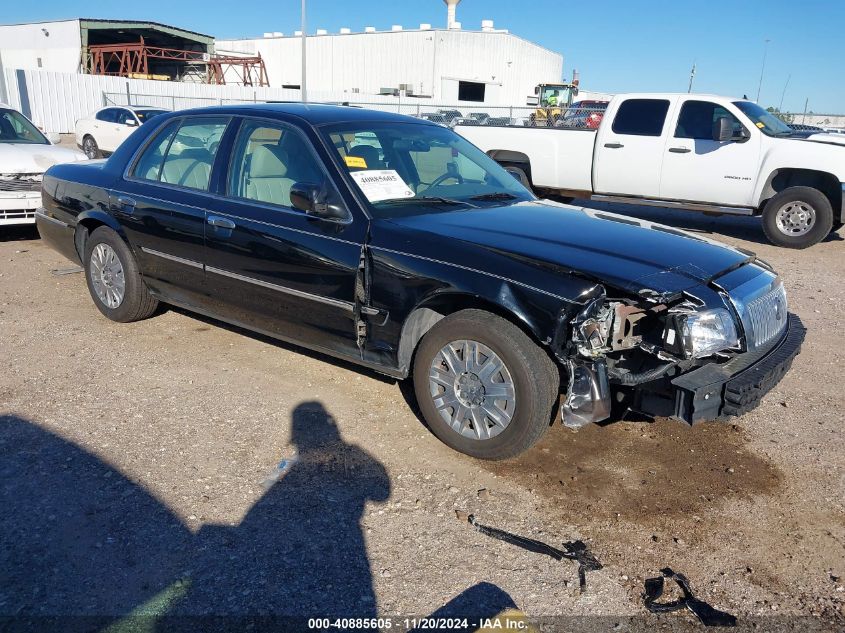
344,155 -> 368,169
350,170 -> 415,202
756,122 -> 766,128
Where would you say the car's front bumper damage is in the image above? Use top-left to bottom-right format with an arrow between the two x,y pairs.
636,313 -> 804,424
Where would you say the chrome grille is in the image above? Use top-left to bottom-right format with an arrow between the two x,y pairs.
0,175 -> 42,192
745,283 -> 788,348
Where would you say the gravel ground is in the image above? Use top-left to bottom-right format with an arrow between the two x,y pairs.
1,202 -> 843,631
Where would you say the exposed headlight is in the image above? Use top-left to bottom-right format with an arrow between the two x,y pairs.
681,308 -> 739,358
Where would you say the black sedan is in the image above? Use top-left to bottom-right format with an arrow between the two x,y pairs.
36,104 -> 803,459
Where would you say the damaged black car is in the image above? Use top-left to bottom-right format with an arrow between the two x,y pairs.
35,104 -> 803,459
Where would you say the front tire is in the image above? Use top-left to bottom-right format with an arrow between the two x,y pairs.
761,186 -> 833,248
82,135 -> 101,159
412,310 -> 559,460
84,226 -> 158,322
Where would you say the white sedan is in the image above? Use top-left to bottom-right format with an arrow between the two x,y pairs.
75,105 -> 169,159
0,103 -> 87,227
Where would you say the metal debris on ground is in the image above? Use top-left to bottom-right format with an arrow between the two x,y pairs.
467,514 -> 602,592
51,266 -> 84,276
643,567 -> 737,627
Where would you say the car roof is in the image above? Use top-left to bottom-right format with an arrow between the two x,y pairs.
164,102 -> 440,127
99,105 -> 168,111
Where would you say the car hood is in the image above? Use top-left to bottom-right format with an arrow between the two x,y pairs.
383,201 -> 752,296
805,133 -> 845,146
0,143 -> 87,174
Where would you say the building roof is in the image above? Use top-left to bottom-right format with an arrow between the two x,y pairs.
78,18 -> 214,43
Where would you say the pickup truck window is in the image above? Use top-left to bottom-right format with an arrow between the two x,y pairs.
132,117 -> 229,191
733,101 -> 793,137
611,99 -> 670,137
675,101 -> 743,139
229,120 -> 325,209
322,121 -> 532,218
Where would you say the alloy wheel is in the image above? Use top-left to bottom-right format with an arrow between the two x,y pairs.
428,339 -> 516,440
89,243 -> 126,309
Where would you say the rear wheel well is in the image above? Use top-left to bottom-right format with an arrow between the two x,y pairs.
487,151 -> 532,181
759,169 -> 841,218
397,294 -> 554,378
74,218 -> 107,259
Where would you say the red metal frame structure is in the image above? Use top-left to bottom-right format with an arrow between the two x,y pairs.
88,37 -> 269,86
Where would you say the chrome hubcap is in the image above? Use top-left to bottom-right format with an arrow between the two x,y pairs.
89,243 -> 125,309
429,339 -> 516,441
775,201 -> 816,237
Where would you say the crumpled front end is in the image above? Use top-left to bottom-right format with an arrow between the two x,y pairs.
558,261 -> 803,428
0,173 -> 43,225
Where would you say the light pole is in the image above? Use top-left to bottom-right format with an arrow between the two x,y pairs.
778,74 -> 791,111
301,0 -> 308,102
755,39 -> 770,103
687,62 -> 696,93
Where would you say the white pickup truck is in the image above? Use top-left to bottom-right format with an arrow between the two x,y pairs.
457,93 -> 845,248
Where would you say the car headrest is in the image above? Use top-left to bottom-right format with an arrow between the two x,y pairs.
347,145 -> 381,168
250,144 -> 289,178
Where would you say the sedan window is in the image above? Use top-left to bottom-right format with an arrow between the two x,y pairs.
0,108 -> 49,145
96,108 -> 118,123
229,121 -> 326,209
132,117 -> 229,191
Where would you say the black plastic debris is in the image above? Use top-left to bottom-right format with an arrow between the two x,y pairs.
643,567 -> 737,627
467,514 -> 602,592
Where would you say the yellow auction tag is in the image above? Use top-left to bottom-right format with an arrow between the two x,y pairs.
756,122 -> 766,128
345,155 -> 368,169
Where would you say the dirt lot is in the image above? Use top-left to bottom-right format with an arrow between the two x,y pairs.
1,205 -> 844,630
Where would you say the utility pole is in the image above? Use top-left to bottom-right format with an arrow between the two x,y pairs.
687,62 -> 696,93
802,97 -> 809,124
778,74 -> 791,111
301,0 -> 308,102
0,51 -> 7,105
755,39 -> 770,103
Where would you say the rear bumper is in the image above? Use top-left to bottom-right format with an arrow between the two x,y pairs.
669,313 -> 804,423
35,208 -> 81,264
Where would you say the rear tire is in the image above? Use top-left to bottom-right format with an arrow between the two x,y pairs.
500,161 -> 533,191
82,135 -> 100,159
84,226 -> 158,322
761,186 -> 833,248
412,309 -> 558,460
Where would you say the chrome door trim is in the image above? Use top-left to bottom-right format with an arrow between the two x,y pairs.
205,265 -> 355,313
140,246 -> 203,269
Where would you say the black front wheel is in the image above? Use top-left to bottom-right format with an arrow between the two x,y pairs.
82,135 -> 101,159
412,310 -> 559,460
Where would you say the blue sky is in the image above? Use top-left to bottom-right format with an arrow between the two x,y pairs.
5,0 -> 844,113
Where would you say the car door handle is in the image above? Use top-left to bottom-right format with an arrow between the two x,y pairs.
114,196 -> 135,213
208,216 -> 236,229
604,142 -> 624,148
669,147 -> 691,153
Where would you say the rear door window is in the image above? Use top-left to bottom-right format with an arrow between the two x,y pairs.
132,117 -> 229,191
96,108 -> 118,123
611,99 -> 670,136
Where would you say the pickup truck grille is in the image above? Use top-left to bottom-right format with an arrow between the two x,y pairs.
745,283 -> 788,348
0,174 -> 42,192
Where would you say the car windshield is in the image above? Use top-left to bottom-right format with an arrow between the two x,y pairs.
0,108 -> 49,145
134,109 -> 167,123
323,121 -> 534,218
733,101 -> 794,137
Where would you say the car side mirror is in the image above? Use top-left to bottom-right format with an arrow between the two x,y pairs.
290,182 -> 347,220
125,118 -> 138,127
712,117 -> 733,142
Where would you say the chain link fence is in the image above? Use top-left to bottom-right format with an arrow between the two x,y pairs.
104,91 -> 610,130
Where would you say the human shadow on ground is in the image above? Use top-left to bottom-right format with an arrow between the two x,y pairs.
0,402 -> 390,632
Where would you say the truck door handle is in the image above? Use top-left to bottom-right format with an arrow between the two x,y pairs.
208,216 -> 236,229
114,196 -> 136,213
604,142 -> 624,149
669,147 -> 691,153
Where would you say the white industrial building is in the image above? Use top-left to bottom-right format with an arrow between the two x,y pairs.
215,5 -> 562,106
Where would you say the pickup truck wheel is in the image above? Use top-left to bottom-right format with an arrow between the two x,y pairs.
412,309 -> 558,460
500,162 -> 532,190
762,187 -> 833,248
84,227 -> 158,322
82,135 -> 100,159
